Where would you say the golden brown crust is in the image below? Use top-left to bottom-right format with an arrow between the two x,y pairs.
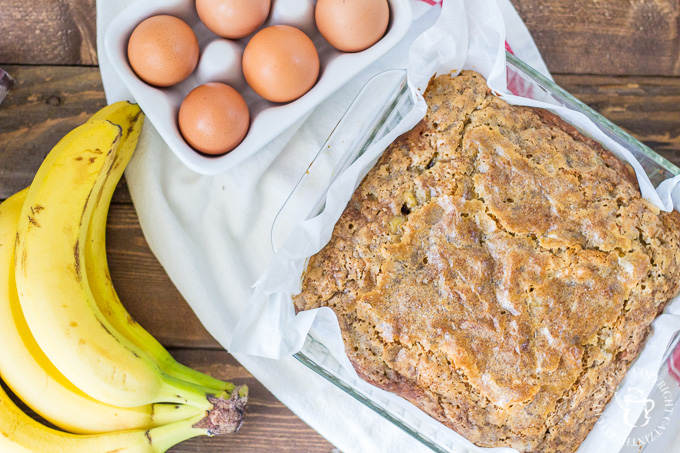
293,71 -> 680,452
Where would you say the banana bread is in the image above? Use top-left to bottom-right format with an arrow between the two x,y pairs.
293,71 -> 680,452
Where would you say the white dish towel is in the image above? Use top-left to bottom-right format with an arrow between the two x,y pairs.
96,1 -> 554,451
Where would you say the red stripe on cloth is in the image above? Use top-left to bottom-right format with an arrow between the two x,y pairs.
669,343 -> 680,383
505,41 -> 515,55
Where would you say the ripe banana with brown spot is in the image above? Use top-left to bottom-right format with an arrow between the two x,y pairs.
0,189 -> 203,434
14,115 -> 247,418
85,102 -> 233,395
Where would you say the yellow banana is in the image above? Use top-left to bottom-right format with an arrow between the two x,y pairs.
85,103 -> 232,394
14,117 -> 247,418
0,189 -> 203,434
0,378 -> 208,453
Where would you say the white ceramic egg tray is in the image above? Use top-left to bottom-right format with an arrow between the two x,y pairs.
105,0 -> 412,175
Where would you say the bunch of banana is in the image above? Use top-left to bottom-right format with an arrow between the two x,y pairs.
0,102 -> 247,452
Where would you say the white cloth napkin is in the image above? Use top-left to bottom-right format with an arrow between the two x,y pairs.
96,1 -> 554,451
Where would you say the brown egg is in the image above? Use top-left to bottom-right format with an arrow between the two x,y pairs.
127,15 -> 199,87
178,83 -> 250,155
196,0 -> 271,39
242,25 -> 319,103
315,0 -> 389,52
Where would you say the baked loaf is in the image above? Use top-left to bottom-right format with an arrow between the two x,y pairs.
293,71 -> 680,452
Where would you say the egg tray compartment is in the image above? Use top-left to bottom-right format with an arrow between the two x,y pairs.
105,0 -> 412,175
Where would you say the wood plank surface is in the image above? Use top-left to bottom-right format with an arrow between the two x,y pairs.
511,0 -> 680,76
555,74 -> 680,162
0,65 -> 129,202
0,0 -> 97,66
4,349 -> 335,452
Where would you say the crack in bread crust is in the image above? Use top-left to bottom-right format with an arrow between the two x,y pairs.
293,71 -> 680,453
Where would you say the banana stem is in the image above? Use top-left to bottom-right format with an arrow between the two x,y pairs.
147,413 -> 207,453
158,376 -> 248,437
159,374 -> 222,410
192,385 -> 249,436
163,361 -> 235,395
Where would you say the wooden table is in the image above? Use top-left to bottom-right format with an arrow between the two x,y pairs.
1,1 -> 678,451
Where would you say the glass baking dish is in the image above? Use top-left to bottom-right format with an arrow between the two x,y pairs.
271,54 -> 680,453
